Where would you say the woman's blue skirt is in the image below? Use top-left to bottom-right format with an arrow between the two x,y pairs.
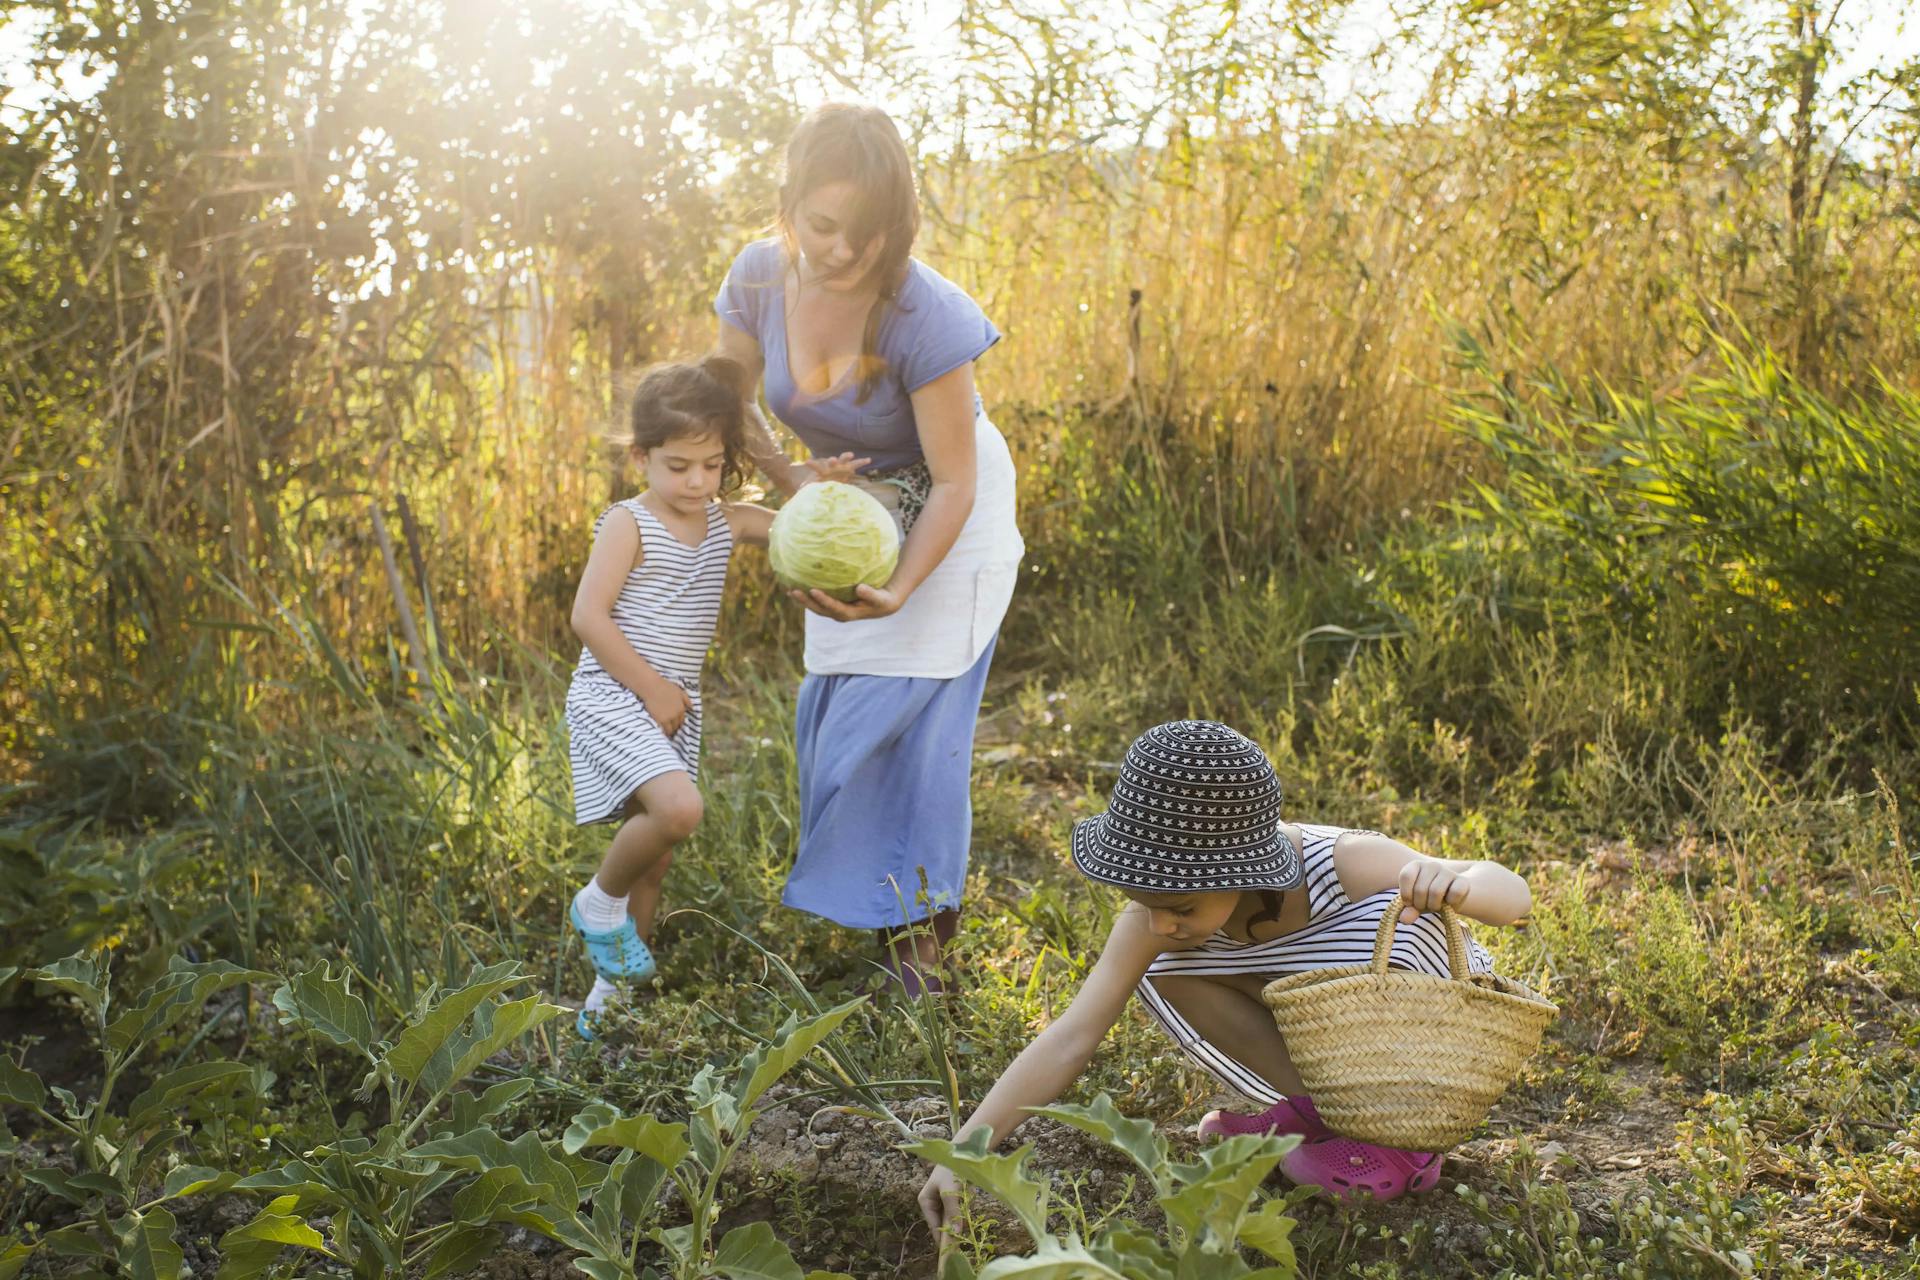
784,634 -> 998,928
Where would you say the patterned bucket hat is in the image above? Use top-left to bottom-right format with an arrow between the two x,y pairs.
1071,720 -> 1302,893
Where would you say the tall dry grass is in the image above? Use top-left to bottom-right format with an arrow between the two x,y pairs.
3,0 -> 1916,747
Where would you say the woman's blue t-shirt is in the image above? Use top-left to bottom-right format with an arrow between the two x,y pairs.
713,238 -> 1000,471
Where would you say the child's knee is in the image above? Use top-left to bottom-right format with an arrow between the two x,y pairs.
654,789 -> 703,841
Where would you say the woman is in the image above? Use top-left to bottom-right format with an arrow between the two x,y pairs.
713,103 -> 1023,993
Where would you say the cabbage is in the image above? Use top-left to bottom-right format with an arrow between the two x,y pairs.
768,481 -> 901,603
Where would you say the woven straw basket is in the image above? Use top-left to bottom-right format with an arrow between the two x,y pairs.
1260,894 -> 1557,1151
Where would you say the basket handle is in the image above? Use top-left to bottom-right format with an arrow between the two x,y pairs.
1370,893 -> 1472,981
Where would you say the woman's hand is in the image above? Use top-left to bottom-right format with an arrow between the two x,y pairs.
642,680 -> 693,738
918,1166 -> 963,1236
789,581 -> 903,621
1397,859 -> 1469,923
798,451 -> 871,485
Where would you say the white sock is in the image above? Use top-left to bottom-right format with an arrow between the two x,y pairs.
583,977 -> 619,1014
573,880 -> 630,932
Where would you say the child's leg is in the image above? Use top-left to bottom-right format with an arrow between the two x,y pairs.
1149,971 -> 1307,1097
572,772 -> 702,1019
592,771 -> 702,942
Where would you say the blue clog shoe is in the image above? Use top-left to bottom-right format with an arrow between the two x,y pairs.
568,901 -> 657,982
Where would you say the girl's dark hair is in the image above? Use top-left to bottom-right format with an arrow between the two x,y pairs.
1246,891 -> 1285,937
776,103 -> 919,405
628,355 -> 750,493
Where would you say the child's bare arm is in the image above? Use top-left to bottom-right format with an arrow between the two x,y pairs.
921,905 -> 1171,1233
722,502 -> 775,547
1331,831 -> 1532,926
950,904 -> 1167,1149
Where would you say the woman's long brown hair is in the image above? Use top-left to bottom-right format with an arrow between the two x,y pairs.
776,104 -> 920,406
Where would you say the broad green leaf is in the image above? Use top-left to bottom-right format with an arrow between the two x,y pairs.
938,1247 -> 978,1280
1161,1136 -> 1290,1248
976,1236 -> 1128,1280
126,1061 -> 254,1132
25,1167 -> 124,1206
25,952 -> 107,1018
733,1000 -> 863,1112
690,1107 -> 723,1172
657,1222 -> 698,1267
0,1058 -> 45,1110
525,1207 -> 595,1254
1026,1094 -> 1171,1194
158,1165 -> 240,1202
122,1206 -> 185,1280
804,1273 -> 857,1280
107,958 -> 272,1056
214,1195 -> 334,1280
1094,1227 -> 1174,1280
712,1220 -> 804,1280
590,1152 -> 623,1242
419,995 -> 569,1095
563,1102 -> 691,1167
452,1076 -> 536,1130
40,1222 -> 111,1257
0,1234 -> 32,1280
575,1260 -> 629,1280
450,1165 -> 549,1226
385,962 -> 526,1085
425,1225 -> 503,1279
271,965 -> 377,1058
231,1161 -> 342,1211
1236,1201 -> 1297,1273
412,1128 -> 580,1208
903,1129 -> 1050,1242
615,1150 -> 671,1226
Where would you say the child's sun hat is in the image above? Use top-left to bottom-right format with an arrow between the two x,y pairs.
1071,720 -> 1303,893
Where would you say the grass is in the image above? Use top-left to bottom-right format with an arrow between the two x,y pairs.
3,351 -> 1918,1274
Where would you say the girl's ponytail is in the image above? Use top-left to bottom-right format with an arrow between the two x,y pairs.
696,353 -> 747,400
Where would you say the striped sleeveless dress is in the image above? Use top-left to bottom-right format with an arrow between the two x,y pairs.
565,498 -> 732,825
1137,822 -> 1495,1105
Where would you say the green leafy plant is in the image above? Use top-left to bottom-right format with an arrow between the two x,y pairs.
909,1093 -> 1304,1279
213,959 -> 568,1277
0,950 -> 273,1273
417,998 -> 867,1280
1613,1100 -> 1810,1280
0,820 -> 216,972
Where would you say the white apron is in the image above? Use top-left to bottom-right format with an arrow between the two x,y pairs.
803,409 -> 1023,679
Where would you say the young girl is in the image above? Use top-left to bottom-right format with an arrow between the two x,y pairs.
564,355 -> 855,1036
917,719 -> 1533,1228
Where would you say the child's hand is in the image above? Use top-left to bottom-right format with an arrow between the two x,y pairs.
918,1165 -> 963,1236
799,451 -> 871,485
1398,859 -> 1469,923
643,680 -> 693,738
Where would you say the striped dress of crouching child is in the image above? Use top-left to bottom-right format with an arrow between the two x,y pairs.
1137,823 -> 1496,1106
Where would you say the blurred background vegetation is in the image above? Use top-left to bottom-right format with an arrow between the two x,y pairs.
5,0 -> 1916,742
3,0 -> 1919,1273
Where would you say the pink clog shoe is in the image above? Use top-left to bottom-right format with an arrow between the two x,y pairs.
1197,1094 -> 1330,1143
1280,1136 -> 1443,1203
